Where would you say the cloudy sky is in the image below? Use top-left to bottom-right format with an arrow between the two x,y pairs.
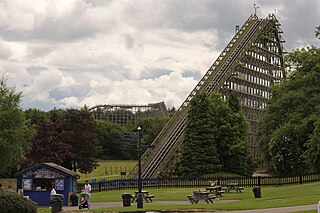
0,0 -> 319,111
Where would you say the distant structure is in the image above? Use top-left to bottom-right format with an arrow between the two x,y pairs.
131,13 -> 286,179
89,101 -> 168,126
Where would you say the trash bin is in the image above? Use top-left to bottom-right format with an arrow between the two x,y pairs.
50,194 -> 64,213
121,193 -> 133,207
252,186 -> 261,198
70,193 -> 78,206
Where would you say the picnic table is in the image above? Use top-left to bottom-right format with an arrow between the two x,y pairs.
188,190 -> 215,204
205,185 -> 225,197
131,191 -> 155,203
225,183 -> 244,193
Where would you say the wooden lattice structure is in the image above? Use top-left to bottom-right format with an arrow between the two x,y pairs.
131,14 -> 286,179
89,101 -> 168,126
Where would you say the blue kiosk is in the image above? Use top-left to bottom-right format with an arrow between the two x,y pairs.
15,162 -> 78,206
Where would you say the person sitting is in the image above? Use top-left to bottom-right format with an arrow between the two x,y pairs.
7,186 -> 16,194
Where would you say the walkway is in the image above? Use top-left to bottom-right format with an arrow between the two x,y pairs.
60,200 -> 318,213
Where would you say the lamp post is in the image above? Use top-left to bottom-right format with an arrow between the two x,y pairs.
137,126 -> 143,209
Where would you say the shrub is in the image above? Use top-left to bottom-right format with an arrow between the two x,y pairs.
0,194 -> 37,213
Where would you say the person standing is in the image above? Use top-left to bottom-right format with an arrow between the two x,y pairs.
84,180 -> 92,206
17,185 -> 24,196
0,183 -> 5,196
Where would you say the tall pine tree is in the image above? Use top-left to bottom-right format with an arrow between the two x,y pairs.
176,93 -> 220,177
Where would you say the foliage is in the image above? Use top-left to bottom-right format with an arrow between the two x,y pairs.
24,108 -> 49,126
0,77 -> 32,176
222,92 -> 255,175
62,108 -> 101,174
177,93 -> 220,177
0,194 -> 37,213
20,118 -> 70,168
303,108 -> 320,172
177,92 -> 253,177
259,46 -> 320,174
135,116 -> 169,147
316,26 -> 320,39
95,120 -> 126,160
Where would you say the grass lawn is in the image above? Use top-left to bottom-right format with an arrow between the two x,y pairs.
77,160 -> 137,182
48,181 -> 320,212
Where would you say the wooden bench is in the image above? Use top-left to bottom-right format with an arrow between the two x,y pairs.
188,193 -> 215,204
187,195 -> 195,203
237,187 -> 244,193
145,194 -> 155,202
206,195 -> 216,203
215,190 -> 225,197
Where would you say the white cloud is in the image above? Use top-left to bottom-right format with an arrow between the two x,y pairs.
0,0 -> 319,111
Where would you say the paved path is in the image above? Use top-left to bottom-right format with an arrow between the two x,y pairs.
61,201 -> 318,212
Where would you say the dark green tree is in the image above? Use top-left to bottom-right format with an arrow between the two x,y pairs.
176,93 -> 220,177
223,92 -> 254,175
135,117 -> 169,147
20,118 -> 70,168
259,46 -> 320,174
316,26 -> 320,38
0,77 -> 32,175
304,109 -> 320,172
24,108 -> 49,126
95,119 -> 126,159
62,108 -> 101,173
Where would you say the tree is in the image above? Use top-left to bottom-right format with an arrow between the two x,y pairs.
62,108 -> 101,174
24,108 -> 49,126
210,92 -> 254,176
223,92 -> 254,175
176,93 -> 220,177
20,118 -> 70,168
135,117 -> 169,147
0,77 -> 32,175
95,119 -> 126,159
259,46 -> 320,174
316,26 -> 320,39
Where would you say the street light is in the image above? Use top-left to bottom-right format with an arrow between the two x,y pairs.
137,126 -> 143,209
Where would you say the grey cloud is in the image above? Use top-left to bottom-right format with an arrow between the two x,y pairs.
141,69 -> 172,80
58,64 -> 134,81
124,34 -> 134,49
182,70 -> 202,80
0,43 -> 12,59
26,65 -> 48,72
49,85 -> 89,101
21,99 -> 57,111
276,0 -> 320,50
0,2 -> 104,42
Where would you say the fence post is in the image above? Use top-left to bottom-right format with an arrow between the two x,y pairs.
99,182 -> 102,192
299,175 -> 303,185
258,176 -> 261,187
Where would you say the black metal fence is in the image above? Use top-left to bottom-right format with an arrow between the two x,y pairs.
77,173 -> 320,193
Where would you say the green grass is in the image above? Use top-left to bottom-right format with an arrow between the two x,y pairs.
0,178 -> 17,191
64,182 -> 320,212
77,160 -> 137,182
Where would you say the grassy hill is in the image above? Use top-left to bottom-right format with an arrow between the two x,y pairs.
77,160 -> 137,181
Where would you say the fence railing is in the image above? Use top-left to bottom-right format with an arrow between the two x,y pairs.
77,173 -> 320,193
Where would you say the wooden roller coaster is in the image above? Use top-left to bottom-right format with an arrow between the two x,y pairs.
130,13 -> 286,179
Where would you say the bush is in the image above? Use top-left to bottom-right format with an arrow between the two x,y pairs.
0,194 -> 37,213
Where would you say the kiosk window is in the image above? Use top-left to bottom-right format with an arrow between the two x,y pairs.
32,179 -> 55,191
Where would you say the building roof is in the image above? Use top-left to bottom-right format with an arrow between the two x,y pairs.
15,162 -> 79,178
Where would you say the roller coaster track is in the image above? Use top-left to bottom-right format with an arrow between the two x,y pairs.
131,14 -> 286,179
